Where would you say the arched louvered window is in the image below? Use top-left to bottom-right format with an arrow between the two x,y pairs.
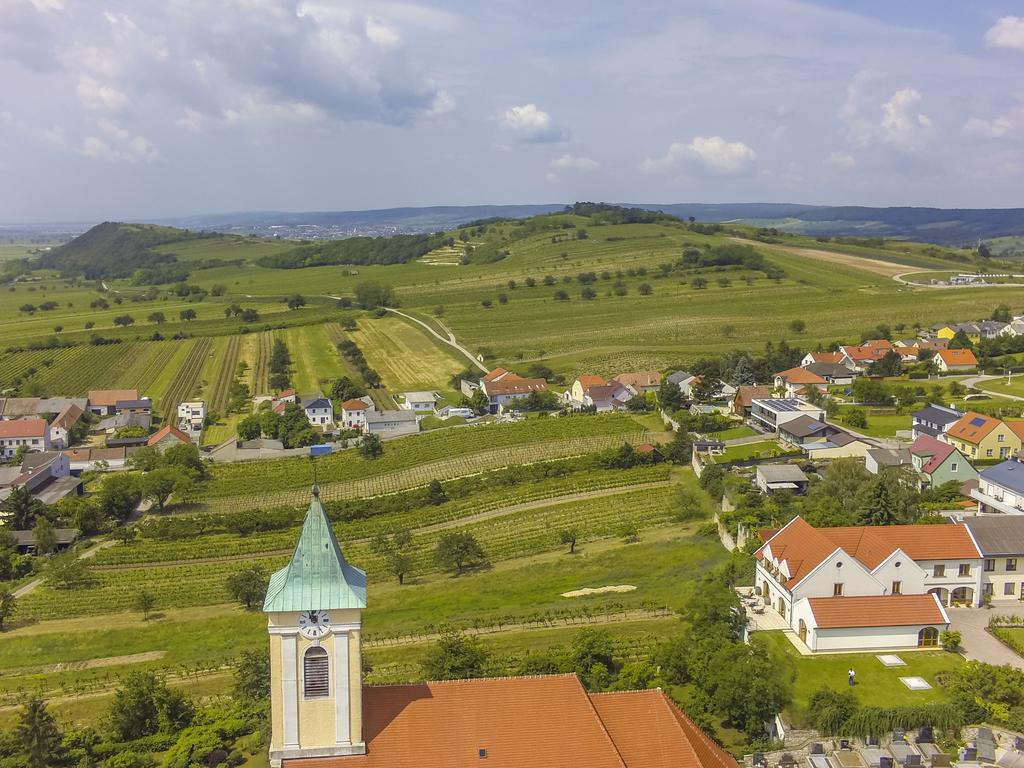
304,646 -> 330,699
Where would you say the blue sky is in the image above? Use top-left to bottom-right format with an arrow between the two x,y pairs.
1,0 -> 1023,221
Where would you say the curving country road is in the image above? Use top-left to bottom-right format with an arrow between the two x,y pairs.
383,307 -> 488,373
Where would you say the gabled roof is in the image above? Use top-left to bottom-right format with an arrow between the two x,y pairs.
840,345 -> 891,363
757,464 -> 809,483
286,675 -> 737,768
962,516 -> 1024,556
482,375 -> 548,397
734,385 -> 773,408
947,411 -> 1001,444
978,458 -> 1024,495
909,435 -> 957,475
0,419 -> 47,439
913,404 -> 962,426
87,389 -> 139,407
146,424 -> 192,446
937,348 -> 978,367
576,374 -> 607,390
482,367 -> 511,382
778,414 -> 832,438
805,352 -> 844,364
613,371 -> 662,389
775,367 -> 827,385
115,399 -> 152,410
665,371 -> 692,385
806,594 -> 948,629
304,398 -> 332,410
52,403 -> 84,431
341,399 -> 369,410
803,362 -> 854,378
264,489 -> 367,612
1,397 -> 41,418
861,339 -> 894,350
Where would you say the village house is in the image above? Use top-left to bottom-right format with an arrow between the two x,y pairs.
731,385 -> 773,418
49,403 -> 84,449
364,409 -> 419,437
756,516 -> 979,651
838,341 -> 893,371
261,490 -> 739,768
777,414 -> 846,448
566,375 -> 631,411
147,424 -> 192,451
0,397 -> 42,420
802,361 -> 857,385
803,430 -> 873,460
177,401 -> 207,435
865,447 -> 912,474
95,411 -> 151,435
961,516 -> 1024,603
86,389 -> 140,416
749,398 -> 825,433
277,388 -> 298,403
400,392 -> 438,412
61,446 -> 133,472
0,418 -> 50,459
11,527 -> 79,554
800,351 -> 847,367
0,451 -> 82,505
912,403 -> 963,440
303,397 -> 334,428
340,398 -> 374,430
115,397 -> 153,415
675,373 -> 736,401
971,458 -> 1024,515
35,397 -> 87,418
773,367 -> 828,398
612,370 -> 662,393
909,435 -> 977,490
944,411 -> 1023,461
934,348 -> 978,372
1000,317 -> 1024,338
468,368 -> 548,414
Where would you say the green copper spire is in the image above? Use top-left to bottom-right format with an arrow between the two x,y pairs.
263,486 -> 367,612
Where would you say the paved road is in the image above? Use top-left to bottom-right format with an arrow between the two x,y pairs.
947,605 -> 1024,668
961,374 -> 1024,402
384,307 -> 488,373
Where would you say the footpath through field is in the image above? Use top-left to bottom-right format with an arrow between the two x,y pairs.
383,307 -> 488,373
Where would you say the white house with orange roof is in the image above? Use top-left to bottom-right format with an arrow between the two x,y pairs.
935,348 -> 978,372
754,517 -> 978,651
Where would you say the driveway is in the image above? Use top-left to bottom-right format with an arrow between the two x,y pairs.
946,605 -> 1024,668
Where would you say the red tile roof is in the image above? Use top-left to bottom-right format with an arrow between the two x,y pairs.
758,516 -> 980,588
592,689 -> 739,768
806,352 -> 844,364
341,399 -> 369,410
807,594 -> 948,628
909,434 -> 957,475
87,389 -> 139,407
286,676 -> 735,768
775,367 -> 827,385
937,348 -> 978,367
146,424 -> 192,446
0,419 -> 47,438
482,375 -> 548,397
52,404 -> 83,431
613,371 -> 662,389
577,374 -> 608,390
861,339 -> 894,350
840,345 -> 891,363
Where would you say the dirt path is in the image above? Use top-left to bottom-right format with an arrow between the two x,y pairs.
729,237 -> 915,278
93,480 -> 672,571
384,308 -> 488,373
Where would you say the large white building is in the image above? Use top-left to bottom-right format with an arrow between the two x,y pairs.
755,517 -> 979,651
0,419 -> 51,459
749,398 -> 825,433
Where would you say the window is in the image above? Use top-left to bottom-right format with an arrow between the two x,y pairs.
959,564 -> 971,577
1006,582 -> 1017,596
984,583 -> 994,595
891,581 -> 902,595
950,462 -> 958,472
985,559 -> 996,572
986,449 -> 994,457
999,434 -> 1006,442
303,646 -> 330,699
1008,558 -> 1018,572
933,565 -> 945,578
833,583 -> 844,596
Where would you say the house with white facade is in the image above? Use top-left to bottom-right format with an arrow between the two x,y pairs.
962,516 -> 1024,604
303,397 -> 334,429
365,409 -> 419,437
400,392 -> 438,412
49,404 -> 83,450
340,398 -> 375,431
971,458 -> 1024,515
177,401 -> 207,436
755,517 -> 979,651
0,419 -> 50,459
911,404 -> 962,440
749,399 -> 825,433
473,368 -> 548,414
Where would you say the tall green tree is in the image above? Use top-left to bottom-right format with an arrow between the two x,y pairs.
4,485 -> 44,530
15,697 -> 64,768
32,517 -> 58,555
421,627 -> 490,680
435,532 -> 485,575
226,566 -> 267,609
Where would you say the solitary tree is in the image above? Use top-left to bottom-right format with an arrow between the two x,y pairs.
426,479 -> 447,506
142,468 -> 182,512
435,531 -> 485,575
134,589 -> 156,621
233,649 -> 271,702
788,319 -> 806,334
147,311 -> 166,324
226,566 -> 267,609
559,528 -> 578,554
421,627 -> 490,680
179,308 -> 197,322
358,433 -> 384,460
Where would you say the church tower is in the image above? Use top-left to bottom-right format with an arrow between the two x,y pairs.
263,487 -> 367,767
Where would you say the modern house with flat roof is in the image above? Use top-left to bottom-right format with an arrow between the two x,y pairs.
749,398 -> 825,432
961,516 -> 1024,603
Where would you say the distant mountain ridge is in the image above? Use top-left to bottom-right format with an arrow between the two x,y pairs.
153,203 -> 1024,245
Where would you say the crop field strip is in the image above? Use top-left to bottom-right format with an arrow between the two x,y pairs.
250,330 -> 273,395
208,335 -> 242,413
189,414 -> 650,501
348,315 -> 464,393
159,338 -> 212,419
94,464 -> 671,567
18,484 -> 679,620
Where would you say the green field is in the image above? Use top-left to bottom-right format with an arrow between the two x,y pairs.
759,631 -> 962,727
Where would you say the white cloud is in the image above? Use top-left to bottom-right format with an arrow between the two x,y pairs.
365,17 -> 401,49
879,88 -> 931,150
500,104 -> 567,143
76,75 -> 129,111
550,154 -> 600,171
79,118 -> 159,162
985,16 -> 1024,52
641,136 -> 757,176
426,89 -> 455,117
825,151 -> 857,169
963,107 -> 1024,139
545,172 -> 560,184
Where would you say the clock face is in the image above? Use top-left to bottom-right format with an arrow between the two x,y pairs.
298,610 -> 332,639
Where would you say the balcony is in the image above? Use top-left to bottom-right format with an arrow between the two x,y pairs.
970,488 -> 1024,516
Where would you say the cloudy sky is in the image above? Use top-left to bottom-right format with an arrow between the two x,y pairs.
2,0 -> 1024,221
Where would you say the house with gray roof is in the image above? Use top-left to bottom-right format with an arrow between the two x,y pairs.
865,447 -> 912,475
962,516 -> 1024,603
756,464 -> 809,495
912,403 -> 962,440
972,458 -> 1024,516
365,409 -> 419,437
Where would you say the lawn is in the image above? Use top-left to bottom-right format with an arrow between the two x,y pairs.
974,377 -> 1024,400
715,440 -> 796,463
992,626 -> 1024,657
711,425 -> 757,440
759,631 -> 962,728
348,314 -> 464,395
835,408 -> 912,438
